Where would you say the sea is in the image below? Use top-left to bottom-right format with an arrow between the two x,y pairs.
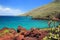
0,16 -> 60,30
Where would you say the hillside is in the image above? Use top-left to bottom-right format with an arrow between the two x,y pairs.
21,0 -> 60,19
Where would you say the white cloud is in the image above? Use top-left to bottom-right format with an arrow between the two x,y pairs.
0,6 -> 24,16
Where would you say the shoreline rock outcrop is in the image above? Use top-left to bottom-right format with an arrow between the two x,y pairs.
0,25 -> 60,40
0,26 -> 48,40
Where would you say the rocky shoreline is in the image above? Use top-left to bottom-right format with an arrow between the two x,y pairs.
0,25 -> 60,40
0,26 -> 48,40
32,17 -> 60,21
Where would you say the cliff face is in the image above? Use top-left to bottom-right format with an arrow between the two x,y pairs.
21,0 -> 60,19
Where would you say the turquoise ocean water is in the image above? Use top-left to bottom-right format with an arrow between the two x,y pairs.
0,16 -> 60,30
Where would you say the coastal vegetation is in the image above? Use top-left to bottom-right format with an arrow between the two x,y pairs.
43,24 -> 60,40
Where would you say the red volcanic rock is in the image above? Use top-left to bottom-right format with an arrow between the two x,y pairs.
24,29 -> 41,40
17,26 -> 27,33
0,31 -> 15,40
24,37 -> 38,40
16,34 -> 24,40
0,36 -> 3,39
2,33 -> 14,40
26,28 -> 48,40
0,27 -> 49,40
9,28 -> 17,35
0,28 -> 9,33
0,37 -> 4,40
38,31 -> 48,40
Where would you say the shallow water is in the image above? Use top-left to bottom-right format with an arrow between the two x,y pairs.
0,16 -> 60,30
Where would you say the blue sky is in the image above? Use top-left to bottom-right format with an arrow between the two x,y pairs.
0,0 -> 52,16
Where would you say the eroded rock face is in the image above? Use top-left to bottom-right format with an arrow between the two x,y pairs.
0,27 -> 48,40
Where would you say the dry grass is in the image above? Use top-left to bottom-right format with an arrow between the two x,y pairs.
20,2 -> 60,18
